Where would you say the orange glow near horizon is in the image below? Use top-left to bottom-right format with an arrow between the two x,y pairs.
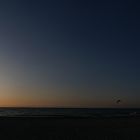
0,86 -> 138,108
0,88 -> 111,107
0,86 -> 110,107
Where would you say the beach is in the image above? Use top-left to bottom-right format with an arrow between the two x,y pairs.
0,117 -> 140,140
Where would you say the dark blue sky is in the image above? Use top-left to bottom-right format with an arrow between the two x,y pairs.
0,0 -> 139,107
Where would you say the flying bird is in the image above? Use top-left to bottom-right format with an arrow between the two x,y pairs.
116,99 -> 121,104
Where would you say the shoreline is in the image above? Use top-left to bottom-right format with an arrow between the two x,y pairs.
0,116 -> 140,139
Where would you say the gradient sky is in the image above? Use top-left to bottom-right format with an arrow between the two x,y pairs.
0,0 -> 140,107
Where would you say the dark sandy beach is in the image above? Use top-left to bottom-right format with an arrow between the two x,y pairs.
0,117 -> 140,140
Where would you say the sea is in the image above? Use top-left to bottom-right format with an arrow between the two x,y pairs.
0,108 -> 140,118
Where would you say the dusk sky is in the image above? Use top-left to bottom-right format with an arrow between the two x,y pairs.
0,0 -> 139,107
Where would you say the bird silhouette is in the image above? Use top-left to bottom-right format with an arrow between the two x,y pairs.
116,99 -> 121,104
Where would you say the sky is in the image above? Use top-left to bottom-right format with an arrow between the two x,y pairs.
0,0 -> 140,107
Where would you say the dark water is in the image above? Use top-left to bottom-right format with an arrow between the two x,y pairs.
0,108 -> 140,117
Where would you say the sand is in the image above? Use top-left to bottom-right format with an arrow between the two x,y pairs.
0,117 -> 140,140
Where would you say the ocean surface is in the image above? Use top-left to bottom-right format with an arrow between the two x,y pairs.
0,108 -> 140,118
